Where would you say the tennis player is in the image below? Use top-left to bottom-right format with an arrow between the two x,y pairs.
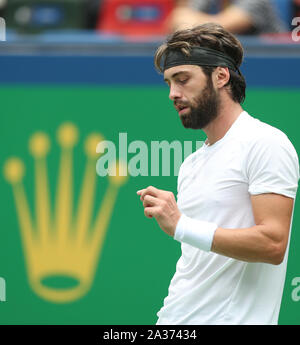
137,23 -> 299,325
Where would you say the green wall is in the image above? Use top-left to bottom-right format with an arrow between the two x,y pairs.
0,86 -> 299,324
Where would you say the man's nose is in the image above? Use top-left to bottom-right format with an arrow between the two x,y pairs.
169,84 -> 182,101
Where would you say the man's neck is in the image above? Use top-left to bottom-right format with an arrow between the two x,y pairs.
203,99 -> 243,146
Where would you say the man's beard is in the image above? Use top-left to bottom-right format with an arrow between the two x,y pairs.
179,77 -> 220,129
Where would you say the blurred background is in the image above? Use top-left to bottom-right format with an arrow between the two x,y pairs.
0,0 -> 300,326
1,0 -> 300,37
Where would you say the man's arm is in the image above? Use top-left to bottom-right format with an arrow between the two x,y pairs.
211,193 -> 294,265
213,5 -> 254,34
137,186 -> 294,265
168,5 -> 254,34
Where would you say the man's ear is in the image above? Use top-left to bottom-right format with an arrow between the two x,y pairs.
214,67 -> 230,89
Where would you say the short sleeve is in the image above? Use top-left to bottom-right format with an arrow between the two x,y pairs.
232,0 -> 286,33
245,134 -> 299,199
189,0 -> 212,12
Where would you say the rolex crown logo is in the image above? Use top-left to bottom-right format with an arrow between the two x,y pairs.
3,123 -> 127,303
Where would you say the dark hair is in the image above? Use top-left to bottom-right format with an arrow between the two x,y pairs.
154,23 -> 246,104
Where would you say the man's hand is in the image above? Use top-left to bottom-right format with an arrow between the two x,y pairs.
137,186 -> 181,237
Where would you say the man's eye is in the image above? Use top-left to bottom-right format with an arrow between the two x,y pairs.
178,79 -> 188,84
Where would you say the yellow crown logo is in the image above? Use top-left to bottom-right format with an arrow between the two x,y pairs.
3,123 -> 127,303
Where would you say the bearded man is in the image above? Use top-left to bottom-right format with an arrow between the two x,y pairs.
137,23 -> 299,325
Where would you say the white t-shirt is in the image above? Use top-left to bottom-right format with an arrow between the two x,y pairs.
156,111 -> 299,325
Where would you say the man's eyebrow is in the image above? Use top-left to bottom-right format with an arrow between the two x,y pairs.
164,71 -> 189,82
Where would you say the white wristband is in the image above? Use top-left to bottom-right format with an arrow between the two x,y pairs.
174,214 -> 218,252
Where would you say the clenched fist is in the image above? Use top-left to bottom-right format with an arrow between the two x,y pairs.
137,186 -> 182,237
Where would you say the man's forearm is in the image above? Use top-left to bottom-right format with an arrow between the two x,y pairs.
211,225 -> 287,265
169,5 -> 254,33
213,6 -> 254,34
174,214 -> 287,265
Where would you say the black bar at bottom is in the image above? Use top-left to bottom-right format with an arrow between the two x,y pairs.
0,325 -> 299,343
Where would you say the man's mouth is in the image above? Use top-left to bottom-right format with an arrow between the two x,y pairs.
175,103 -> 190,115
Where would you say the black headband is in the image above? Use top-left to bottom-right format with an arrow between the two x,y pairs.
163,46 -> 241,74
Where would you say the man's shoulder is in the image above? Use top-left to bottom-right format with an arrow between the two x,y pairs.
237,112 -> 291,147
235,113 -> 298,166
